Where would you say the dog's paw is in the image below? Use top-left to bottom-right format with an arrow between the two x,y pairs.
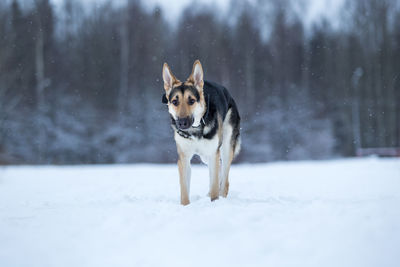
181,196 -> 190,206
208,191 -> 221,201
210,189 -> 219,201
181,199 -> 190,206
219,191 -> 228,198
211,196 -> 219,201
219,188 -> 229,198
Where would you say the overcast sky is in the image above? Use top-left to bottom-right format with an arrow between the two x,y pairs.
48,0 -> 345,27
49,0 -> 231,23
8,0 -> 346,31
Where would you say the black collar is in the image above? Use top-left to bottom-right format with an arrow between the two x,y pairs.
177,129 -> 191,139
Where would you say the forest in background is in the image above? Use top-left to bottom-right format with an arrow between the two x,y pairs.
0,0 -> 399,164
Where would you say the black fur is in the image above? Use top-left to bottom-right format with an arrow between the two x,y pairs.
162,93 -> 168,104
165,80 -> 240,149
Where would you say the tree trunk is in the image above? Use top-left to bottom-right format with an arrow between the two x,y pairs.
35,29 -> 45,111
118,5 -> 129,115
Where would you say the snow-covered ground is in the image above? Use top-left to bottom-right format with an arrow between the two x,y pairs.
0,158 -> 399,267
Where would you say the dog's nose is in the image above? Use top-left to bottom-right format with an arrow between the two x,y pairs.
177,117 -> 192,130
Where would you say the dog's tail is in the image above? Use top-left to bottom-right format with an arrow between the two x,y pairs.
233,135 -> 241,158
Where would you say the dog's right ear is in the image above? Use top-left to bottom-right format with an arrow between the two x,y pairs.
162,63 -> 177,94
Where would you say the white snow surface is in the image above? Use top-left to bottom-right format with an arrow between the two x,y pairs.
0,158 -> 399,267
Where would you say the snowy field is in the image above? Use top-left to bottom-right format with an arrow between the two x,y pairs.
0,158 -> 399,267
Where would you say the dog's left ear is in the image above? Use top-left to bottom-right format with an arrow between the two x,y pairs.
188,60 -> 204,90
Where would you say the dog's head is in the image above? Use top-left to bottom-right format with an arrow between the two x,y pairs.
162,60 -> 206,130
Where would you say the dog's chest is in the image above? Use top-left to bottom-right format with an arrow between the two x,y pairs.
175,133 -> 219,163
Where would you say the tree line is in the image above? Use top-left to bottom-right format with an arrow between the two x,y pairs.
0,0 -> 399,164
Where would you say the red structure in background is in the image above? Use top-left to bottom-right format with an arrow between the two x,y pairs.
357,147 -> 400,157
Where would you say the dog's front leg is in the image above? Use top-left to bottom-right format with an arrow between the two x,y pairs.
208,149 -> 220,201
177,150 -> 191,205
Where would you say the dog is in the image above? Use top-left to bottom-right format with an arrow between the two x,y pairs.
162,60 -> 241,205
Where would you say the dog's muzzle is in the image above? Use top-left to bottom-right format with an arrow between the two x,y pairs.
176,117 -> 193,130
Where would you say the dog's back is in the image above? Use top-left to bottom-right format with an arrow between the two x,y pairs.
203,80 -> 241,156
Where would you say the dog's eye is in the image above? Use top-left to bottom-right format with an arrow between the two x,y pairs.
188,98 -> 195,105
172,99 -> 178,106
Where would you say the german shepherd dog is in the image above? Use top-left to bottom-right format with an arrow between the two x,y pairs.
162,60 -> 241,205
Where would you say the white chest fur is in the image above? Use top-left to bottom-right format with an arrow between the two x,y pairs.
175,133 -> 219,164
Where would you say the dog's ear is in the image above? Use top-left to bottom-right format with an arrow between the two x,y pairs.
162,93 -> 168,104
188,60 -> 204,90
162,63 -> 177,94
